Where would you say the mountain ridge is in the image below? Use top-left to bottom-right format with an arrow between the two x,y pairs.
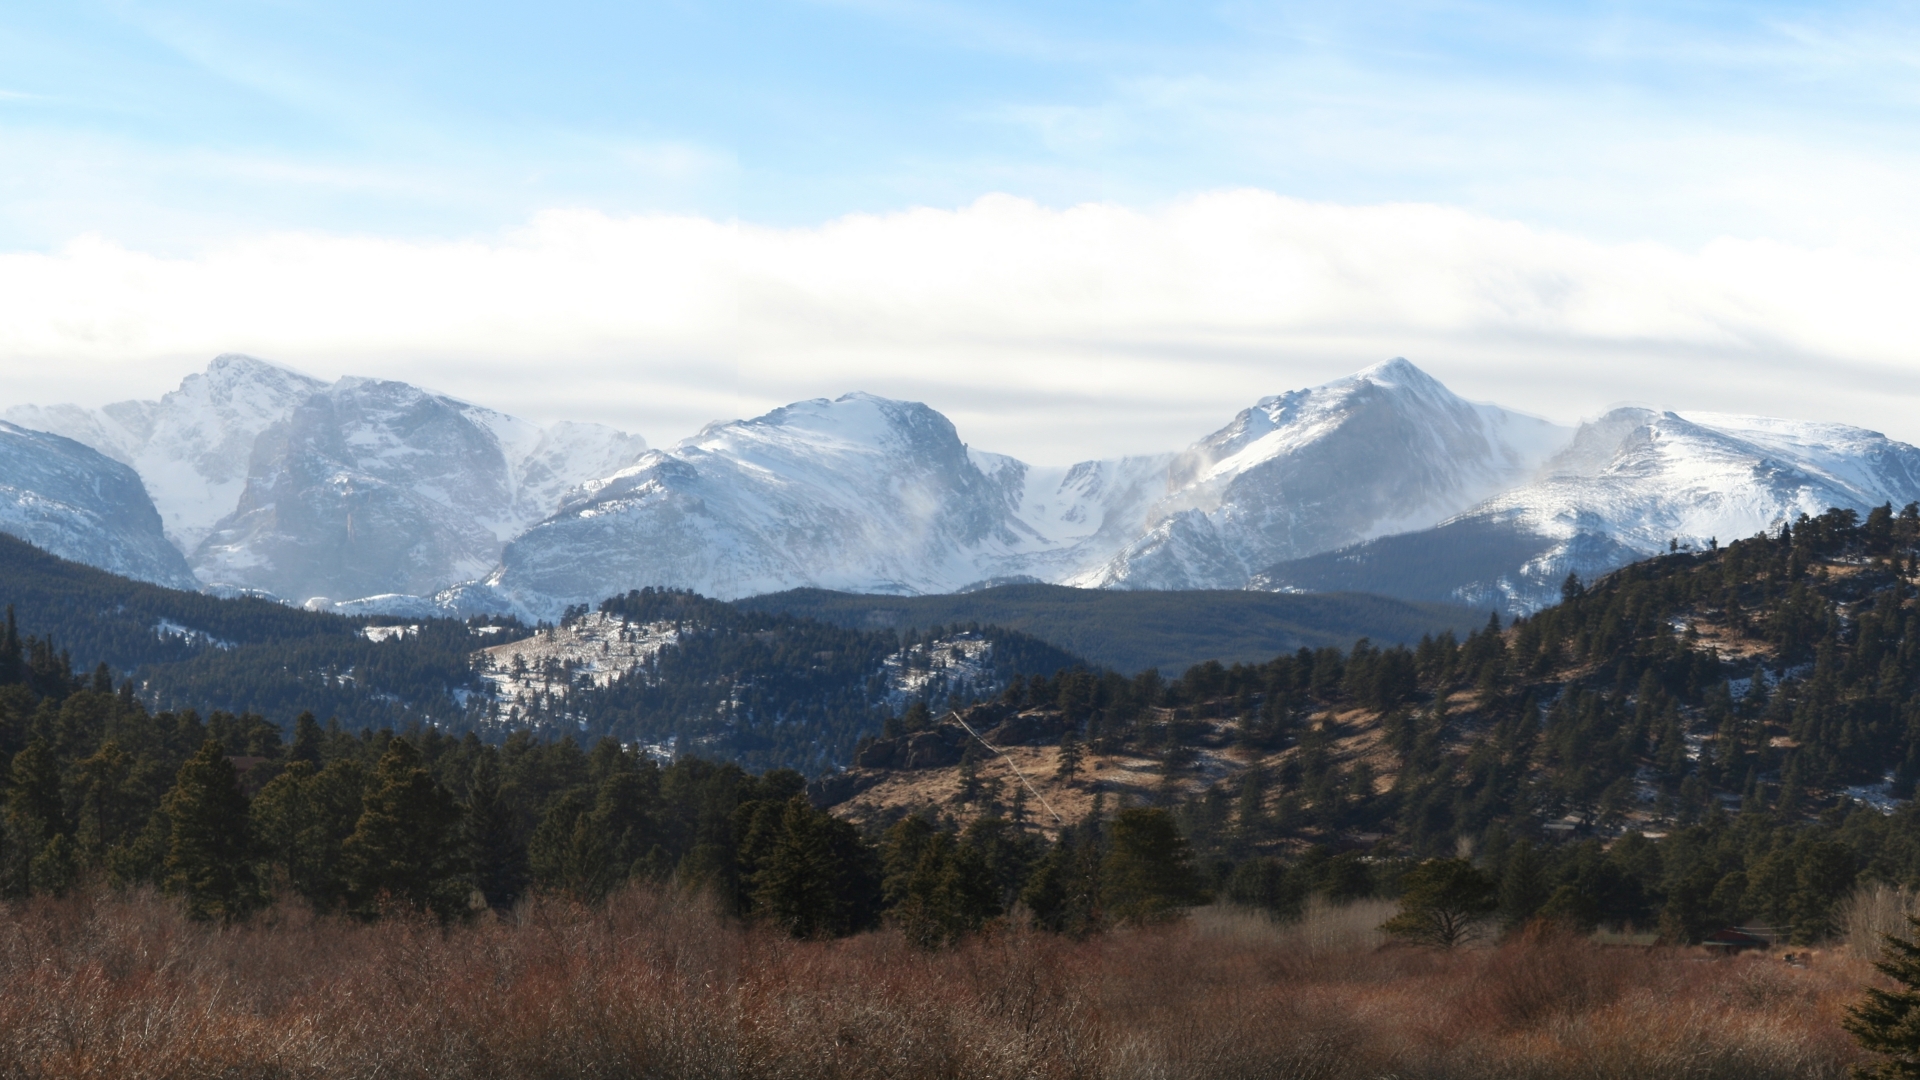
9,355 -> 1920,621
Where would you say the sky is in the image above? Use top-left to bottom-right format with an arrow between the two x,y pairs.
4,1 -> 1920,463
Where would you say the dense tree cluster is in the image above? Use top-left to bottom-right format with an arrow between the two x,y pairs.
0,623 -> 1203,940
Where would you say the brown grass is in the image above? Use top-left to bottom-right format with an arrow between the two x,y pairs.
0,888 -> 1870,1079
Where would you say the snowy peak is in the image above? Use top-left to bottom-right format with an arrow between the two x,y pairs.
4,354 -> 328,553
1275,406 -> 1920,617
1476,407 -> 1920,553
192,374 -> 647,605
5,355 -> 646,601
0,421 -> 197,589
493,391 -> 1027,611
1075,358 -> 1571,590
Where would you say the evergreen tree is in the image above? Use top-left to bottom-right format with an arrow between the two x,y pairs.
1381,858 -> 1498,948
341,738 -> 469,919
1022,826 -> 1102,937
1497,840 -> 1550,928
1101,807 -> 1206,924
464,755 -> 528,911
751,795 -> 879,939
0,605 -> 21,686
3,737 -> 65,896
892,831 -> 1002,948
287,712 -> 324,768
1055,732 -> 1084,784
1847,914 -> 1920,1078
161,740 -> 263,922
252,759 -> 364,909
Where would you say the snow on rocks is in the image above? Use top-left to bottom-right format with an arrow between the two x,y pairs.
476,612 -> 679,712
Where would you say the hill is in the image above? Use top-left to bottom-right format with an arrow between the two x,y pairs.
819,504 -> 1920,945
0,531 -> 516,728
736,583 -> 1488,675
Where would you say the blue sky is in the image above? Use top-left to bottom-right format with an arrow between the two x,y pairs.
8,1 -> 1918,249
5,1 -> 1920,459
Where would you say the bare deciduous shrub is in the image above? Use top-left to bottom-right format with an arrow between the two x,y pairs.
1844,881 -> 1920,962
0,888 -> 1872,1079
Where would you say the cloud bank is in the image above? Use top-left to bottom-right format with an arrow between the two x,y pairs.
2,190 -> 1916,464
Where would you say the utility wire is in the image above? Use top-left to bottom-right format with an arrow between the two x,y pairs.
945,710 -> 1067,827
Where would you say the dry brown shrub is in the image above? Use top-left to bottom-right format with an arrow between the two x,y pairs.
0,889 -> 1876,1079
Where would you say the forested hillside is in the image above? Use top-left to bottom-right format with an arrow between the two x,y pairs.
825,504 -> 1920,944
737,583 -> 1486,674
0,532 -> 520,730
19,506 -> 1920,952
0,539 -> 1092,773
490,588 -> 1087,773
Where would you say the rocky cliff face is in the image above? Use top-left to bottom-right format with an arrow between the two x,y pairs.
0,421 -> 197,589
7,354 -> 328,553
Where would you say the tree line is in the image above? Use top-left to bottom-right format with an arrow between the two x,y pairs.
0,618 -> 1203,937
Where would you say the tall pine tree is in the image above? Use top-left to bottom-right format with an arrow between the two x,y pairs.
162,740 -> 264,922
341,738 -> 469,919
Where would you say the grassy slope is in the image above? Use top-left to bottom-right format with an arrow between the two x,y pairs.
737,584 -> 1490,675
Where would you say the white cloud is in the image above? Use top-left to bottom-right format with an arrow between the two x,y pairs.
2,190 -> 1918,463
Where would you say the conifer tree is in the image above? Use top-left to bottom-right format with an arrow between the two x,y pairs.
1847,914 -> 1920,1078
464,755 -> 528,911
3,737 -> 65,896
252,759 -> 364,909
751,795 -> 878,938
1381,858 -> 1498,948
0,605 -> 21,686
341,738 -> 468,919
1101,807 -> 1206,924
1055,732 -> 1084,784
893,831 -> 1001,949
162,740 -> 264,922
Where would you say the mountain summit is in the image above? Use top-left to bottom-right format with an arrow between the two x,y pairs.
1071,358 -> 1569,590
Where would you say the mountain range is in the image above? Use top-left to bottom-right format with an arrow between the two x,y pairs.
7,354 -> 1919,617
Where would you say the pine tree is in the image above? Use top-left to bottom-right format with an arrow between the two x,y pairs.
751,795 -> 878,939
1847,914 -> 1920,1078
3,738 -> 65,896
1055,732 -> 1084,785
892,832 -> 1002,949
252,759 -> 364,909
1381,858 -> 1498,948
0,606 -> 21,686
1101,807 -> 1206,924
341,738 -> 469,919
162,740 -> 264,922
287,712 -> 324,768
464,756 -> 528,911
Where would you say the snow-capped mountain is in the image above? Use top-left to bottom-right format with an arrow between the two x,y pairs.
1254,407 -> 1920,613
473,361 -> 1566,616
195,378 -> 647,605
13,353 -> 1916,622
6,356 -> 646,605
484,393 -> 1034,611
1070,358 -> 1570,590
0,421 -> 198,589
6,355 -> 328,553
